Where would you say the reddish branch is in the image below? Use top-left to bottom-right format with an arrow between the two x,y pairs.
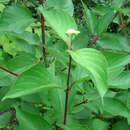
74,99 -> 87,107
110,0 -> 128,26
120,13 -> 125,35
0,66 -> 18,77
119,13 -> 129,70
61,67 -> 67,72
40,0 -> 46,64
56,126 -> 59,130
88,35 -> 98,48
70,81 -> 76,90
62,56 -> 72,125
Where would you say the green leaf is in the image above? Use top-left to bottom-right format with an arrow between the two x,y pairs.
104,98 -> 130,120
48,43 -> 68,67
97,33 -> 130,53
72,65 -> 89,83
11,31 -> 41,46
3,64 -> 61,100
15,39 -> 41,57
112,0 -> 124,9
127,93 -> 130,125
15,106 -> 51,130
92,5 -> 112,16
81,1 -> 97,34
21,93 -> 42,104
0,0 -> 10,4
14,126 -> 21,130
0,33 -> 20,57
103,51 -> 130,72
97,10 -> 115,34
46,0 -> 74,16
109,71 -> 130,89
73,27 -> 89,50
0,86 -> 10,99
39,7 -> 77,43
0,99 -> 18,112
6,52 -> 39,74
108,66 -> 124,83
69,48 -> 108,98
0,75 -> 14,87
127,93 -> 130,110
0,3 -> 5,12
43,63 -> 64,122
88,118 -> 109,130
58,116 -> 89,130
48,88 -> 64,121
59,123 -> 89,130
0,112 -> 11,128
120,8 -> 130,17
0,5 -> 34,33
112,121 -> 130,130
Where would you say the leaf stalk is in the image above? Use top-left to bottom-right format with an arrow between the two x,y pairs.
40,0 -> 46,65
0,66 -> 18,77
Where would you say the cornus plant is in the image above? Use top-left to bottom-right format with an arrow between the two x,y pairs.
0,0 -> 130,130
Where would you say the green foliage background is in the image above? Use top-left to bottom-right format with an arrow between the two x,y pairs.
0,0 -> 130,130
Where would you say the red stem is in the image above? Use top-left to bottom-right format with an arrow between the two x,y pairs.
62,56 -> 72,125
110,0 -> 127,26
126,64 -> 129,70
0,66 -> 18,77
88,35 -> 98,48
56,125 -> 59,130
40,0 -> 46,64
119,13 -> 129,70
120,13 -> 125,35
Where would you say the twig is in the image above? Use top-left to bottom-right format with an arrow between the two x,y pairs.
62,56 -> 72,125
120,13 -> 125,35
0,66 -> 18,77
61,67 -> 67,72
40,0 -> 46,65
88,35 -> 98,48
110,0 -> 128,23
70,81 -> 76,90
74,99 -> 87,107
119,13 -> 129,70
63,81 -> 75,92
56,125 -> 59,130
126,64 -> 129,70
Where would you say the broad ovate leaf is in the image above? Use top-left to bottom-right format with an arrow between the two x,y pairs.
104,98 -> 130,121
112,121 -> 130,130
6,52 -> 39,74
0,0 -> 10,4
3,63 -> 60,100
81,1 -> 97,34
0,112 -> 11,128
69,48 -> 108,98
15,106 -> 51,130
0,5 -> 34,33
103,51 -> 130,71
39,7 -> 77,44
96,10 -> 114,34
97,33 -> 130,53
109,71 -> 130,89
88,119 -> 109,130
58,115 -> 89,130
46,0 -> 74,16
0,3 -> 5,12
